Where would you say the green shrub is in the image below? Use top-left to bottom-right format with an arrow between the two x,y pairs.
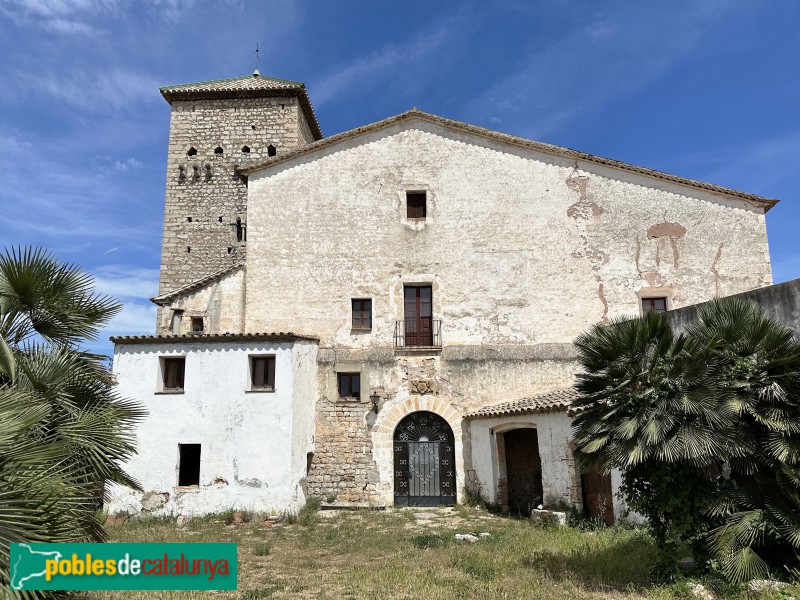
253,542 -> 271,556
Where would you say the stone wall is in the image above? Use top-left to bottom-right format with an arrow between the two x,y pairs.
244,117 -> 772,505
666,277 -> 800,334
157,94 -> 311,324
305,397 -> 379,503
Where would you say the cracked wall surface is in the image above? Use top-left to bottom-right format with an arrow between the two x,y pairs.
107,339 -> 317,517
241,118 -> 772,504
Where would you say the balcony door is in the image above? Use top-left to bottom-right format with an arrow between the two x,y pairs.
404,285 -> 433,347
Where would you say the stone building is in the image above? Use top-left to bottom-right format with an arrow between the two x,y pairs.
108,71 -> 778,519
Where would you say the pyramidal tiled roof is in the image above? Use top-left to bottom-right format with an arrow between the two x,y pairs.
466,388 -> 580,419
160,73 -> 304,95
160,72 -> 323,140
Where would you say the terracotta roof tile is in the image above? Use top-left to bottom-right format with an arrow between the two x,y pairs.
239,108 -> 778,211
110,332 -> 319,345
160,74 -> 304,94
466,388 -> 580,419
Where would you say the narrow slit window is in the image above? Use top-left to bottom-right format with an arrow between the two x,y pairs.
190,317 -> 203,332
170,310 -> 183,334
162,357 -> 185,392
352,299 -> 372,329
642,297 -> 668,313
178,165 -> 186,183
406,192 -> 427,219
250,355 -> 276,391
178,444 -> 201,486
236,218 -> 246,242
337,373 -> 361,399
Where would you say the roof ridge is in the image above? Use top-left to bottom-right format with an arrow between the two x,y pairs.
238,108 -> 778,211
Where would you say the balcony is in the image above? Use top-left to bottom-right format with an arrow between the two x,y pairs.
394,318 -> 442,349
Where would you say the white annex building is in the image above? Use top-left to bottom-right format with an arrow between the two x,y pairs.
107,71 -> 777,521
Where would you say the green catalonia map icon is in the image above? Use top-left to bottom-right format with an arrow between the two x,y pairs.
10,544 -> 63,590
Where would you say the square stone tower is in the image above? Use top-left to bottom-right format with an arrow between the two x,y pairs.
156,72 -> 322,321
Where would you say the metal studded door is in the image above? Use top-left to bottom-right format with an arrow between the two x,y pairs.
393,411 -> 456,506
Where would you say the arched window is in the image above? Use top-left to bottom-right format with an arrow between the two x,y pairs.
187,147 -> 197,157
267,144 -> 276,157
214,146 -> 223,155
241,145 -> 250,153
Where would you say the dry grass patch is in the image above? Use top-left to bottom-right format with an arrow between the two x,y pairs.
89,506 -> 797,599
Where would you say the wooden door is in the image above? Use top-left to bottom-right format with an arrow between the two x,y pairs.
581,470 -> 615,525
403,286 -> 432,346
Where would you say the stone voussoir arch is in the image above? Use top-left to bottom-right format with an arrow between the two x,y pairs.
371,396 -> 465,505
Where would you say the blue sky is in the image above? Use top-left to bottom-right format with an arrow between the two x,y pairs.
1,0 -> 799,356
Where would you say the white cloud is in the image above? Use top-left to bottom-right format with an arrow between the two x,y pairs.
102,300 -> 157,337
311,11 -> 473,107
6,67 -> 162,111
463,1 -> 747,139
92,265 -> 160,301
115,157 -> 143,171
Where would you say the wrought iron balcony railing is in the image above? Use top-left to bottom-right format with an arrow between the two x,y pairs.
394,318 -> 442,348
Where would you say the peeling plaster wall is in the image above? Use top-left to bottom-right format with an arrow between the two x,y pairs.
106,339 -> 317,517
245,120 -> 771,346
469,413 -> 577,508
242,119 -> 772,504
158,268 -> 245,334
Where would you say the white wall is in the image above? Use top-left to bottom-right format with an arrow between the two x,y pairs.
469,412 -> 576,507
107,338 -> 317,517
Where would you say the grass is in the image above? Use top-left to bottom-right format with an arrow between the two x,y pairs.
90,505 -> 800,599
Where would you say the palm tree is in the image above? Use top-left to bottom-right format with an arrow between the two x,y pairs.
572,298 -> 800,581
0,247 -> 145,596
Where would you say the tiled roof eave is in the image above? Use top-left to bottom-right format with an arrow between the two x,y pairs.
160,86 -> 323,140
467,405 -> 571,419
238,108 -> 778,211
151,261 -> 244,306
111,332 -> 319,345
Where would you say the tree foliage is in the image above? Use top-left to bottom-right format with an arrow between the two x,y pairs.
572,298 -> 800,582
0,247 -> 145,598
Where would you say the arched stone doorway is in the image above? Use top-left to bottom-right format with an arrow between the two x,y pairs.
393,411 -> 456,507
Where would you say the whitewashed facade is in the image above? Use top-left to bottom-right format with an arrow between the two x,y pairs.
107,334 -> 318,517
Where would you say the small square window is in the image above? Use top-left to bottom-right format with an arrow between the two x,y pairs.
642,297 -> 668,313
191,317 -> 204,332
352,298 -> 372,329
162,357 -> 185,392
406,192 -> 426,219
250,355 -> 276,391
337,373 -> 361,399
178,443 -> 201,487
